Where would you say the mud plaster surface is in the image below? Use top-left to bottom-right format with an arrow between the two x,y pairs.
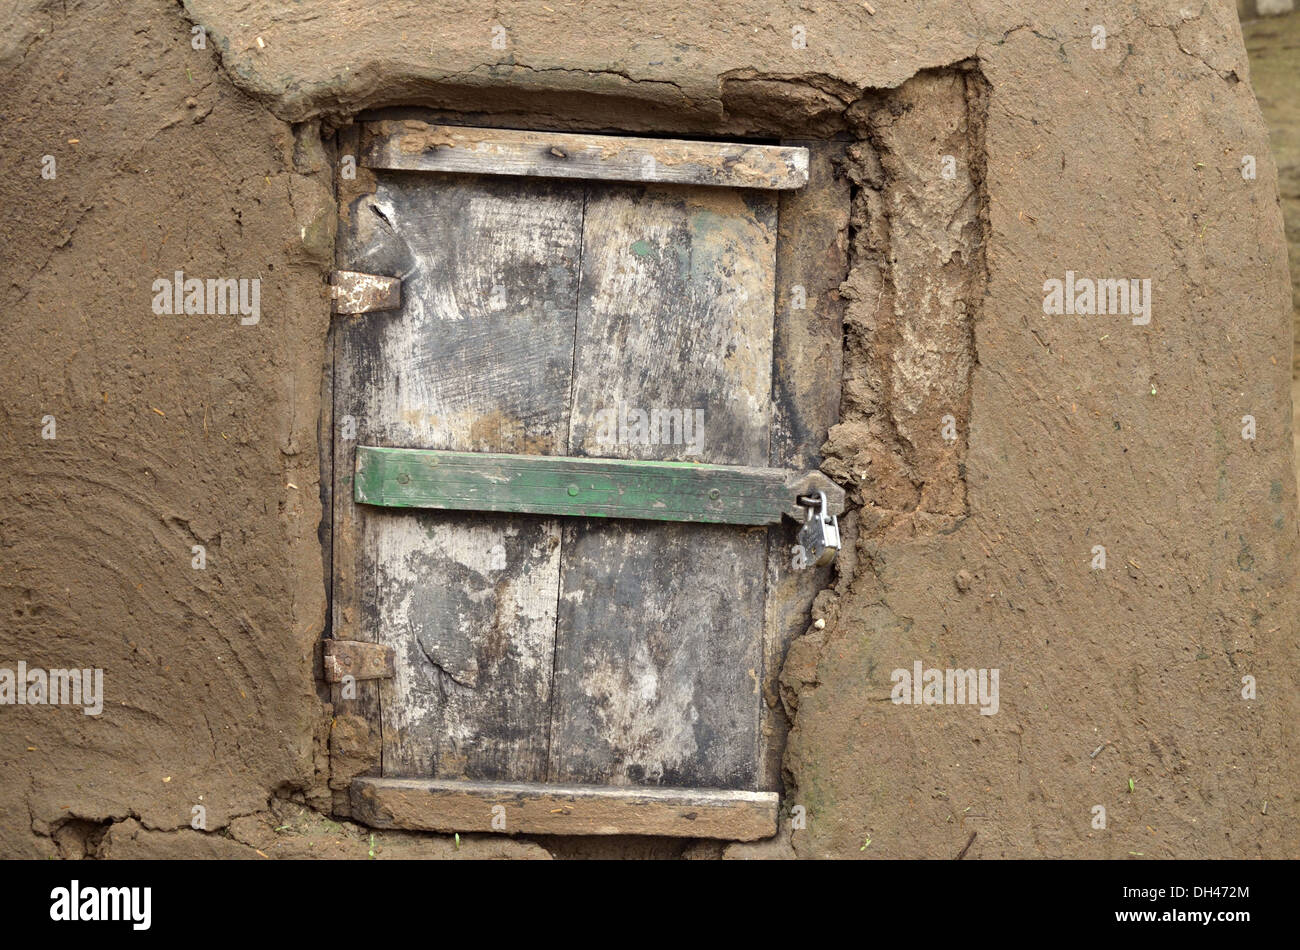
0,0 -> 1296,858
1241,11 -> 1300,497
1243,9 -> 1300,373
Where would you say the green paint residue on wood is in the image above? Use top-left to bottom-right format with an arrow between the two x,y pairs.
630,239 -> 654,257
352,445 -> 806,525
687,208 -> 754,283
689,209 -> 729,238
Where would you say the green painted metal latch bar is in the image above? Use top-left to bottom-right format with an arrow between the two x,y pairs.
354,446 -> 845,526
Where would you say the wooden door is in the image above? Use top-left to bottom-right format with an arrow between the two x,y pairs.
331,123 -> 845,839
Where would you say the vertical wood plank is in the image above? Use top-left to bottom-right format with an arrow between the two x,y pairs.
566,186 -> 776,460
760,141 -> 851,789
330,125 -> 384,811
335,171 -> 585,782
770,141 -> 850,472
549,184 -> 778,789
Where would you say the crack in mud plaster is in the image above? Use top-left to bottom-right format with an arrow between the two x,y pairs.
984,10 -> 1242,84
426,61 -> 691,99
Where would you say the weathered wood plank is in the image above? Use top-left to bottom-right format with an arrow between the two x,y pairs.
566,186 -> 780,460
370,512 -> 563,780
761,141 -> 852,790
354,446 -> 845,524
550,520 -> 770,788
334,170 -> 586,782
351,776 -> 779,840
771,140 -> 850,472
330,124 -> 384,807
322,639 -> 396,682
548,184 -> 779,789
364,121 -> 810,190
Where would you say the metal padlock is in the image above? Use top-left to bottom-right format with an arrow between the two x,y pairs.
797,491 -> 840,568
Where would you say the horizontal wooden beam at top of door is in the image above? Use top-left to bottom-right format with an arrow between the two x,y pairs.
350,776 -> 779,840
362,120 -> 810,190
353,446 -> 845,525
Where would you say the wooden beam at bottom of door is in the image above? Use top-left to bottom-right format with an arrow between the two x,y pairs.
350,777 -> 779,840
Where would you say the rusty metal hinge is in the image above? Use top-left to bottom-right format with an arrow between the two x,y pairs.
331,270 -> 401,315
323,639 -> 395,682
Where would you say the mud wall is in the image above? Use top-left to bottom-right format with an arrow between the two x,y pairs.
1243,11 -> 1300,381
0,0 -> 1295,858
